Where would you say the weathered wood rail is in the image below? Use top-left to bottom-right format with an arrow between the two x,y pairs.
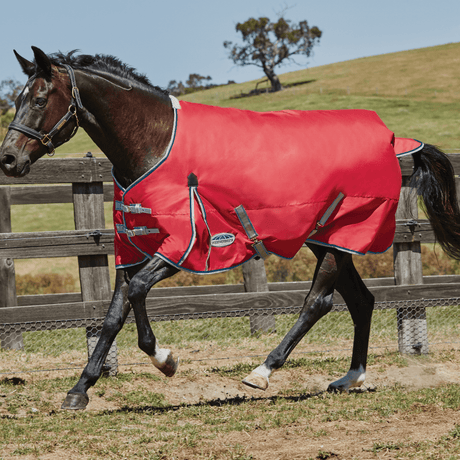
1,154 -> 460,365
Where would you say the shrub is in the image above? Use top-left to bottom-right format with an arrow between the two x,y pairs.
0,110 -> 14,141
16,273 -> 77,295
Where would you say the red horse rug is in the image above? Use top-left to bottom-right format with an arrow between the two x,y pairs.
113,99 -> 423,273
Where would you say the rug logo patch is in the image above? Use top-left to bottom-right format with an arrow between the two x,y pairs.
211,233 -> 235,247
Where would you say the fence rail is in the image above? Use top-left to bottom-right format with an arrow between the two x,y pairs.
1,154 -> 460,374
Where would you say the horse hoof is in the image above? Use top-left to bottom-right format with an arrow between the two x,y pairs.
155,354 -> 179,377
150,348 -> 179,377
242,371 -> 269,391
161,355 -> 179,377
327,383 -> 348,394
327,367 -> 366,394
61,393 -> 89,410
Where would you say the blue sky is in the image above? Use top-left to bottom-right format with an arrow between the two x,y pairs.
1,0 -> 459,89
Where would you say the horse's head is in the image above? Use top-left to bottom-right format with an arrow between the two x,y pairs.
0,47 -> 81,177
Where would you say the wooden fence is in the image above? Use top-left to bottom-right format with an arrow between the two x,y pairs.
1,154 -> 460,372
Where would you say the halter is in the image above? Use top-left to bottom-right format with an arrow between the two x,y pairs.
7,65 -> 84,156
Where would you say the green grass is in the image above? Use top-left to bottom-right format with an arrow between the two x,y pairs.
183,87 -> 460,151
10,304 -> 460,362
7,313 -> 352,357
10,201 -> 113,233
54,129 -> 101,157
182,42 -> 460,151
186,42 -> 460,103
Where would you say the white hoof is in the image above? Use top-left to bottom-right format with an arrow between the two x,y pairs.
242,364 -> 271,391
149,348 -> 179,377
328,366 -> 366,393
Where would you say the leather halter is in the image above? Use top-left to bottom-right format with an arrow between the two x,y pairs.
8,65 -> 83,156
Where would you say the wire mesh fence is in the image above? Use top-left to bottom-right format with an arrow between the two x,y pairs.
1,297 -> 459,376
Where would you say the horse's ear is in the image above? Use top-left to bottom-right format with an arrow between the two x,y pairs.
31,46 -> 52,77
14,50 -> 34,77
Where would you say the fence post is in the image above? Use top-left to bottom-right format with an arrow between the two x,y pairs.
456,176 -> 460,209
72,172 -> 118,375
242,258 -> 276,334
0,186 -> 23,350
393,176 -> 428,354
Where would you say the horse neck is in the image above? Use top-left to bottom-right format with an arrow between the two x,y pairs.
75,69 -> 174,187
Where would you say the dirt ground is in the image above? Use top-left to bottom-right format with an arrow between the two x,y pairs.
95,356 -> 460,459
4,343 -> 460,407
2,345 -> 460,459
84,353 -> 460,410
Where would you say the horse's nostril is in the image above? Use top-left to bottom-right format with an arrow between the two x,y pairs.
1,154 -> 17,166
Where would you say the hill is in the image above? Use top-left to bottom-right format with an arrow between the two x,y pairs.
188,42 -> 460,104
55,42 -> 459,153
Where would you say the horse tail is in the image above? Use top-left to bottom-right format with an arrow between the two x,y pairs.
409,143 -> 460,259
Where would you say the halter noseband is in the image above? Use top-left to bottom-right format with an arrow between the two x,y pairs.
8,65 -> 83,156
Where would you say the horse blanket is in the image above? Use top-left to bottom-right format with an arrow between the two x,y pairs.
113,99 -> 423,273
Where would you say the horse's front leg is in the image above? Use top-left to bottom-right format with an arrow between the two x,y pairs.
62,269 -> 133,410
242,247 -> 346,391
127,256 -> 180,377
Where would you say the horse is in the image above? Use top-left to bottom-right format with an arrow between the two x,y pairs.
1,47 -> 460,411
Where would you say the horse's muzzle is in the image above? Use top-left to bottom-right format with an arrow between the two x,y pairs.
0,150 -> 31,177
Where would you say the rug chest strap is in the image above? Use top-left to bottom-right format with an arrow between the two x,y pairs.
116,224 -> 159,237
115,201 -> 152,214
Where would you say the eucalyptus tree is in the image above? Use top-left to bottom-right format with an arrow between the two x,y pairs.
224,16 -> 322,92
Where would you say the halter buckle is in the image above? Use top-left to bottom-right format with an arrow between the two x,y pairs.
41,134 -> 52,147
40,134 -> 55,156
72,86 -> 81,99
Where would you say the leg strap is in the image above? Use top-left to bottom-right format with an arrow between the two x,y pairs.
235,205 -> 271,260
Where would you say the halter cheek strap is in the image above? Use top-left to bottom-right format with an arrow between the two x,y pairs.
7,65 -> 83,156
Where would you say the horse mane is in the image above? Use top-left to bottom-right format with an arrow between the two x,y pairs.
47,50 -> 169,96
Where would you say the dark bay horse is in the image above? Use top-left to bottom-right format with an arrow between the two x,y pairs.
2,47 -> 460,410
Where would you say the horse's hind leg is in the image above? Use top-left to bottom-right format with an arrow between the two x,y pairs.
62,269 -> 133,410
243,246 -> 347,390
327,255 -> 375,392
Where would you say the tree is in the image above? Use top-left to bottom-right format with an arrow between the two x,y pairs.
186,73 -> 212,90
0,79 -> 23,114
167,80 -> 186,96
224,16 -> 322,92
167,74 -> 213,96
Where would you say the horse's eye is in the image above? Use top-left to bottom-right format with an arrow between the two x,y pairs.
35,98 -> 47,108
